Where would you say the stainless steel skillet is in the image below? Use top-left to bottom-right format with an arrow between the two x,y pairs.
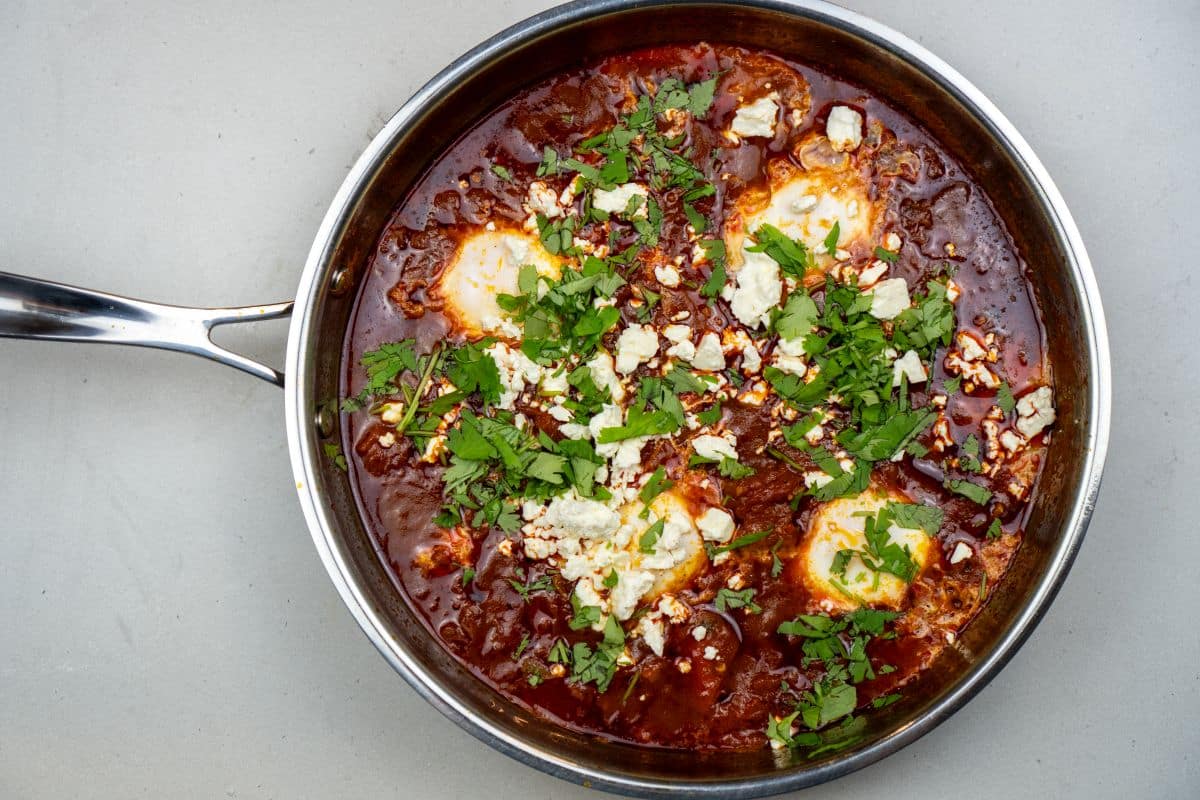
0,1 -> 1110,796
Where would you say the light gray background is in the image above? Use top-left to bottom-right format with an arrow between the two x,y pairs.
1,1 -> 1196,798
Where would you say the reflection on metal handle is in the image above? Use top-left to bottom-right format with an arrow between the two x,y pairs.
0,271 -> 294,386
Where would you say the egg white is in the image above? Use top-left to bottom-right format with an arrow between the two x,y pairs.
800,488 -> 932,613
436,227 -> 562,339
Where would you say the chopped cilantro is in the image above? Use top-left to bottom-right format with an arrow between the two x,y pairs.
715,587 -> 762,614
873,245 -> 899,264
997,382 -> 1016,414
946,479 -> 992,506
887,502 -> 944,536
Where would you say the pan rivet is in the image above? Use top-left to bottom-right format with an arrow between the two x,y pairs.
329,267 -> 353,296
315,406 -> 335,438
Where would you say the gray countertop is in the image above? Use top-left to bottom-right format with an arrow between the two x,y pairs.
1,1 -> 1196,798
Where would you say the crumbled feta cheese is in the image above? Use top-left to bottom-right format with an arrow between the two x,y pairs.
609,569 -> 655,621
741,343 -> 762,373
999,429 -> 1024,453
772,353 -> 808,377
377,432 -> 396,448
587,350 -> 626,402
548,405 -> 574,423
956,331 -> 987,362
804,470 -> 835,489
690,332 -> 725,371
539,368 -> 569,395
615,324 -> 660,374
379,402 -> 404,425
702,645 -> 719,661
944,352 -> 1001,389
1015,386 -> 1056,438
593,183 -> 649,217
663,324 -> 691,344
658,594 -> 689,622
559,422 -> 589,440
858,260 -> 889,288
885,232 -> 902,251
777,333 -> 807,358
666,340 -> 697,361
801,424 -> 824,447
949,542 -> 973,565
486,341 -> 543,409
730,251 -> 783,328
868,278 -> 911,320
692,626 -> 707,642
892,349 -> 928,387
692,433 -> 739,462
637,614 -> 667,656
730,95 -> 779,138
826,105 -> 864,152
654,264 -> 681,287
525,180 -> 562,218
697,507 -> 736,544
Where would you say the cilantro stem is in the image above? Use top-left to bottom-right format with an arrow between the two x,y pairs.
766,446 -> 806,473
394,343 -> 444,439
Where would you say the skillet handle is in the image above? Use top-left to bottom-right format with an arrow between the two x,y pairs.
0,271 -> 293,387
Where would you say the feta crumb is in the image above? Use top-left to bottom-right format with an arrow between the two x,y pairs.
999,429 -> 1024,453
956,331 -> 988,362
826,105 -> 864,152
702,645 -> 719,661
593,183 -> 649,217
377,432 -> 396,448
486,341 -> 542,410
868,278 -> 911,320
885,232 -> 902,251
804,471 -> 833,489
636,614 -> 667,656
666,340 -> 697,361
772,353 -> 808,377
658,594 -> 689,622
615,324 -> 660,374
692,625 -> 708,641
692,433 -> 739,462
730,95 -> 779,138
892,349 -> 928,387
525,180 -> 562,218
730,252 -> 783,328
539,369 -> 569,395
691,332 -> 725,371
559,422 -> 589,440
858,260 -> 889,288
949,542 -> 973,565
1015,386 -> 1056,438
741,343 -> 762,373
697,507 -> 736,544
654,263 -> 681,287
587,350 -> 627,402
379,402 -> 404,425
663,325 -> 691,344
548,405 -> 574,422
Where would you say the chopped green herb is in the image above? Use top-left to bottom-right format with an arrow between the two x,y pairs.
946,479 -> 992,506
997,382 -> 1016,414
715,587 -> 762,614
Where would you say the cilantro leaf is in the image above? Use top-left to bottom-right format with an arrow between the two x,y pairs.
945,479 -> 992,505
886,502 -> 944,536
